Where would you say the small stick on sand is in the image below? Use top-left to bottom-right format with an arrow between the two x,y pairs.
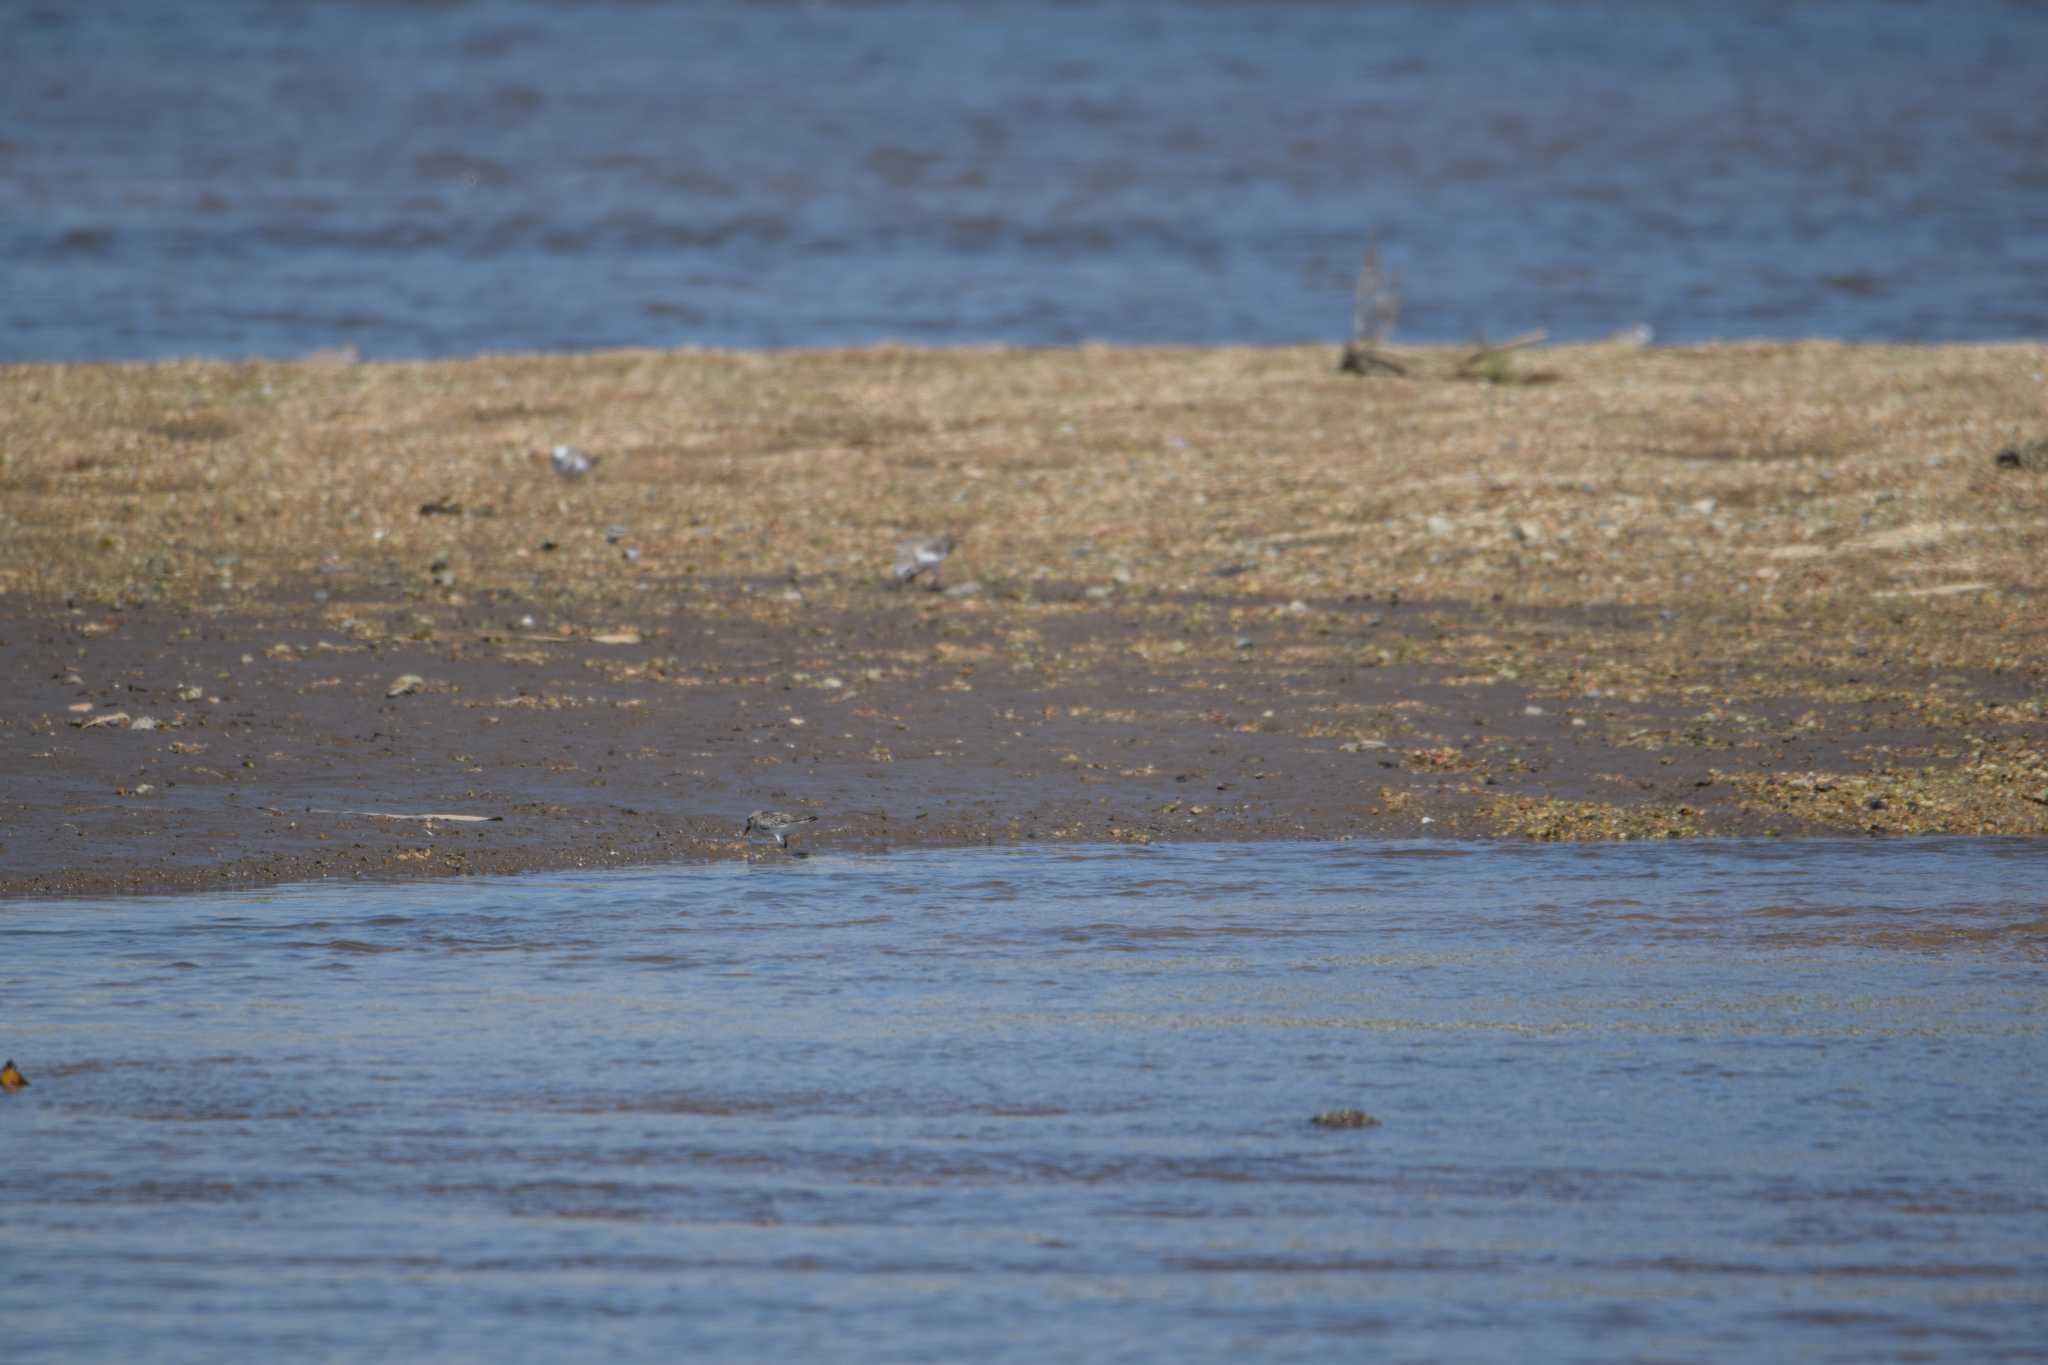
304,809 -> 505,823
1455,329 -> 1549,377
1337,247 -> 1407,376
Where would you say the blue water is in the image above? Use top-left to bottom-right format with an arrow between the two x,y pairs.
4,839 -> 2046,1360
4,1 -> 2045,362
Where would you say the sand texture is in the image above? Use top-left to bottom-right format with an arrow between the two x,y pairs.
2,341 -> 2044,896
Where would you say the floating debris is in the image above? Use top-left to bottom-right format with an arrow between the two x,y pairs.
1,1060 -> 27,1091
1310,1108 -> 1380,1129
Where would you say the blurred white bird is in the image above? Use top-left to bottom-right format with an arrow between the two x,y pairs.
741,810 -> 818,851
550,444 -> 599,480
892,534 -> 956,589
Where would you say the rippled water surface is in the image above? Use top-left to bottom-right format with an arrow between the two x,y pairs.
6,1 -> 2046,361
4,839 -> 2047,1360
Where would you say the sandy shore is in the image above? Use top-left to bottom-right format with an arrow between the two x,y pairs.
2,341 -> 2043,897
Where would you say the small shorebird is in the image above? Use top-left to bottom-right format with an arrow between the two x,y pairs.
741,810 -> 818,851
550,444 -> 599,480
892,534 -> 956,589
1,1059 -> 27,1091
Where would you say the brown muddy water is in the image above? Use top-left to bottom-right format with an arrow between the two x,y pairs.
3,839 -> 2046,1360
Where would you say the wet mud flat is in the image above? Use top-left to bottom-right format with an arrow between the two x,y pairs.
1,342 -> 2044,897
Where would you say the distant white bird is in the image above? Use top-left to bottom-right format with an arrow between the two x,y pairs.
550,444 -> 599,480
740,810 -> 818,851
892,534 -> 957,589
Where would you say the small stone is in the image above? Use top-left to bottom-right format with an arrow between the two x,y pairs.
385,673 -> 426,698
1233,636 -> 1255,650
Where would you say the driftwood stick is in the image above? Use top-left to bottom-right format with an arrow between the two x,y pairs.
1337,247 -> 1406,377
1457,329 -> 1549,373
1337,342 -> 1407,376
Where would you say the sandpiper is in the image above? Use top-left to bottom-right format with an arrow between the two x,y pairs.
741,810 -> 818,851
892,534 -> 956,589
550,444 -> 599,480
1,1059 -> 27,1091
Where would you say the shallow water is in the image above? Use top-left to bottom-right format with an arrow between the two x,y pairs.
4,839 -> 2046,1360
7,1 -> 2046,361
